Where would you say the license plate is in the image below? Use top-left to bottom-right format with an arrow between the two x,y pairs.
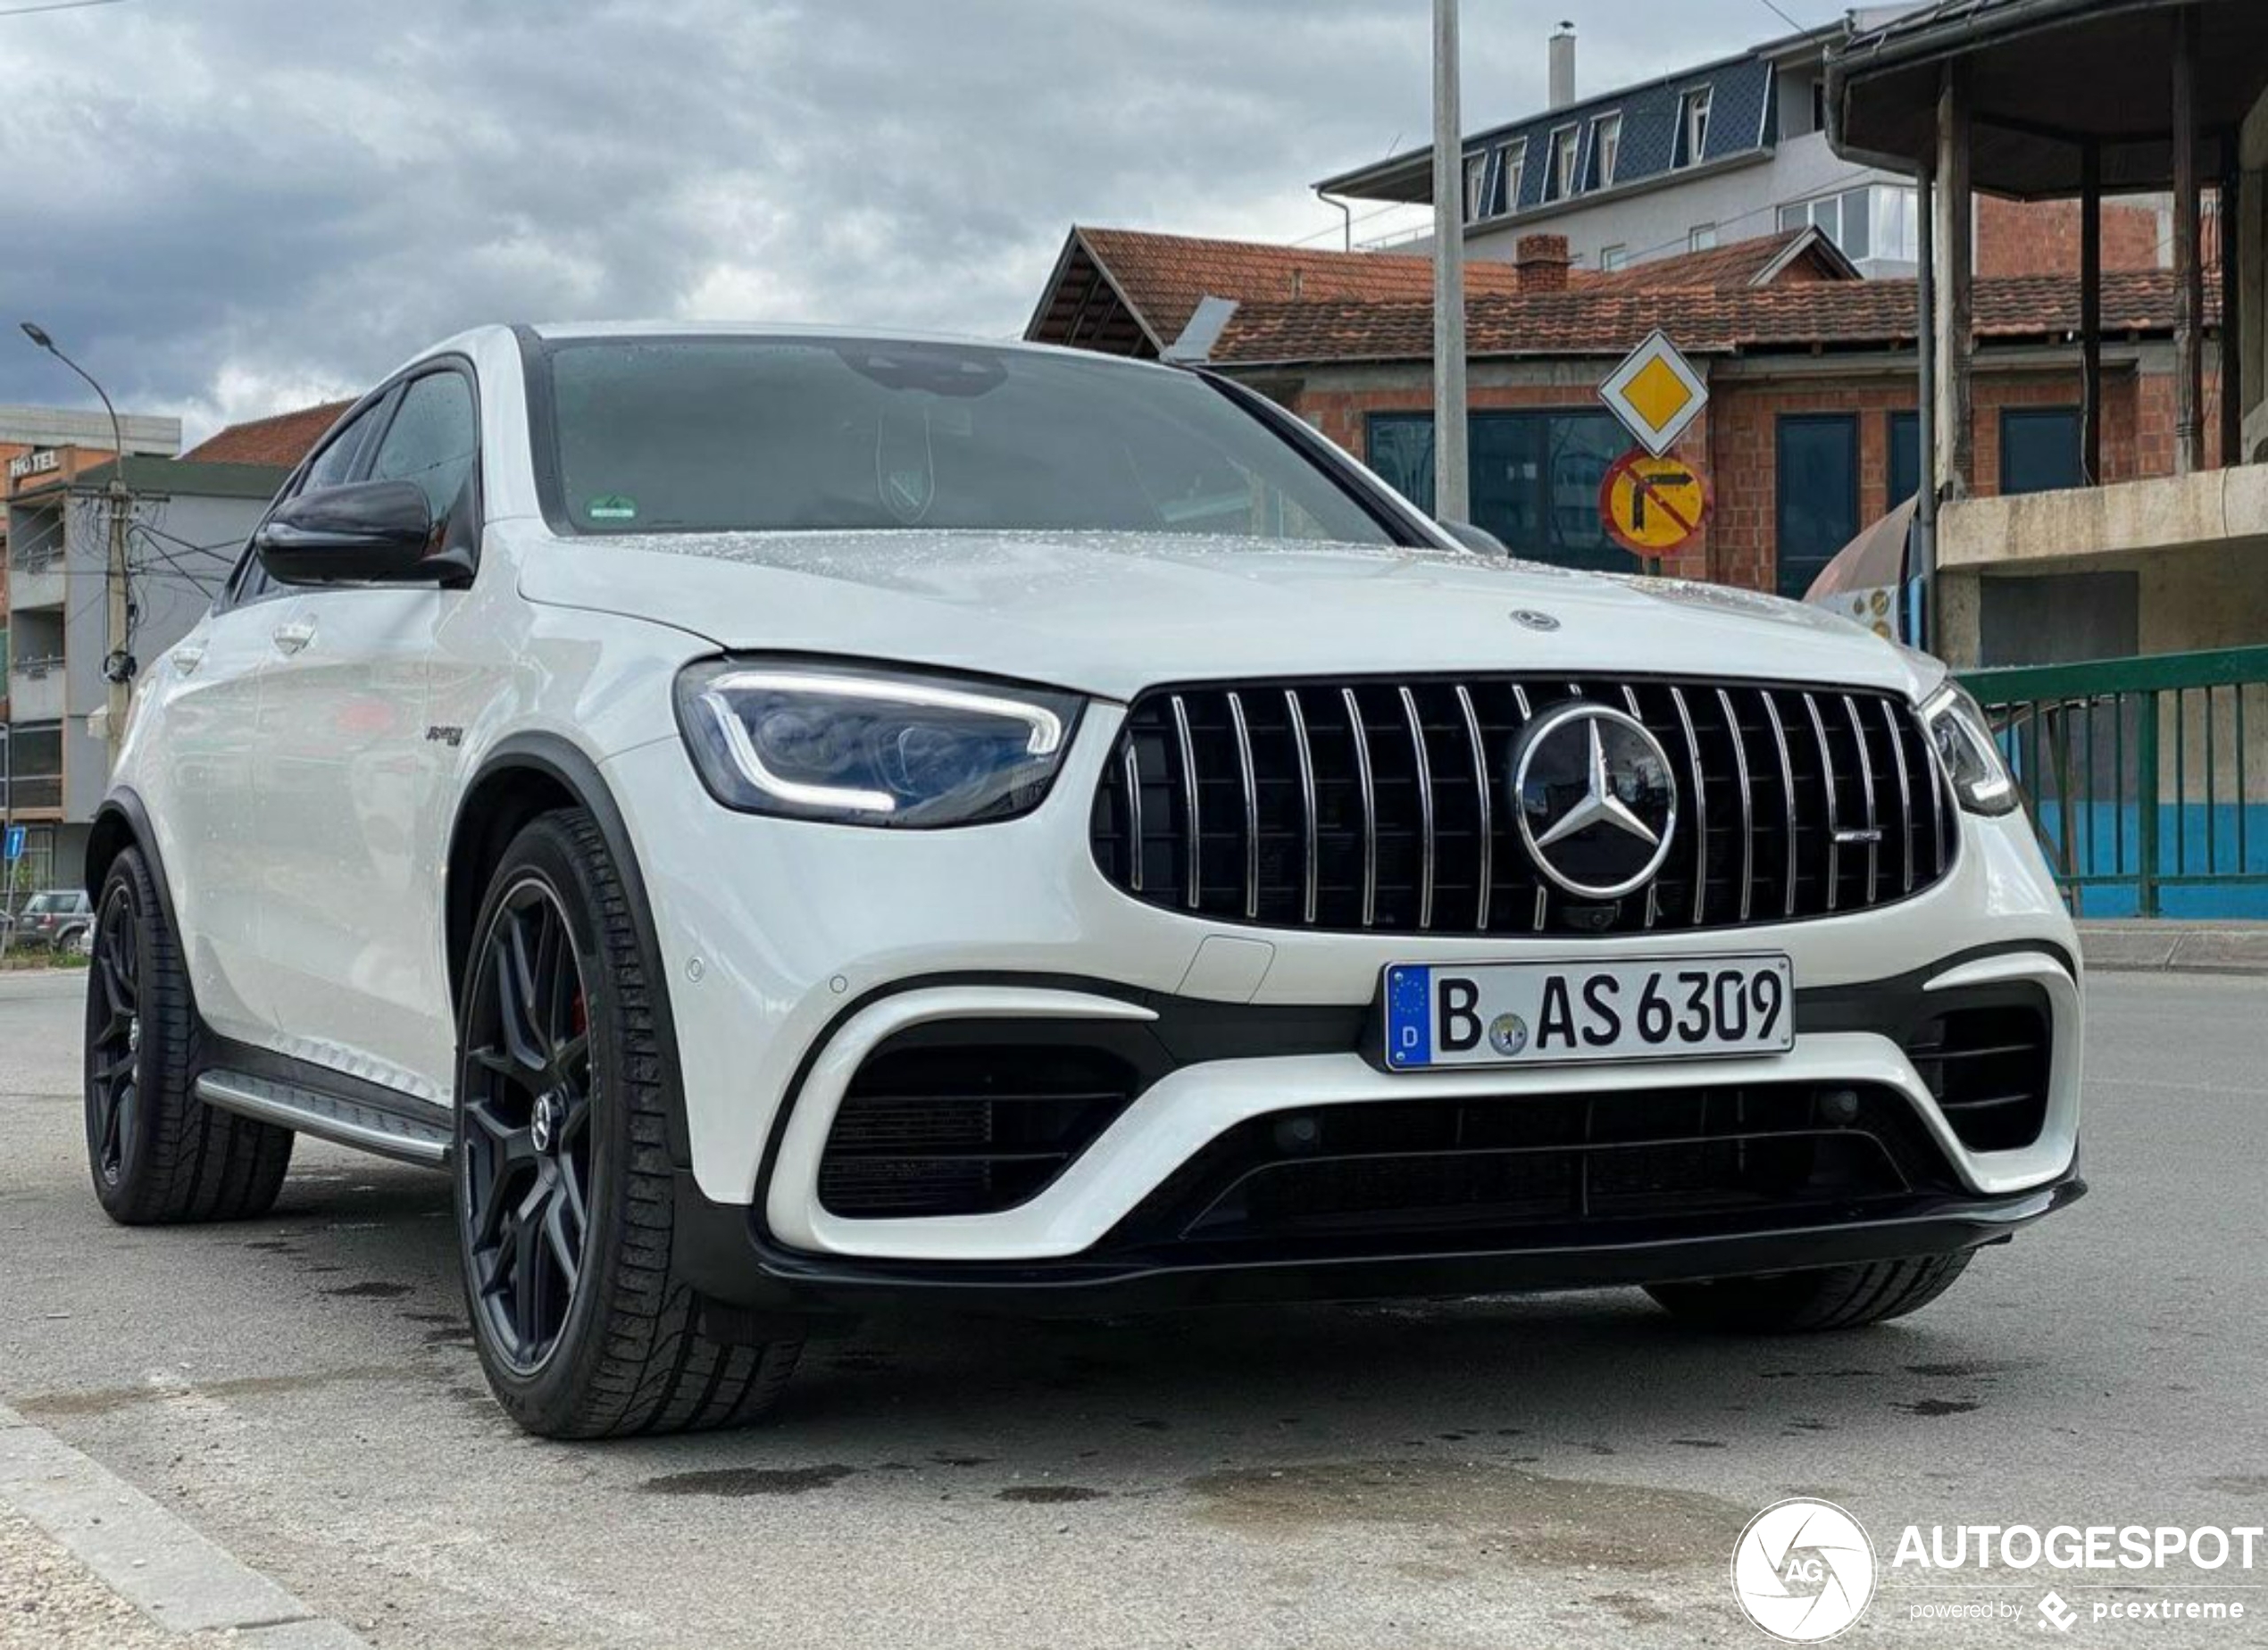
1382,955 -> 1793,1070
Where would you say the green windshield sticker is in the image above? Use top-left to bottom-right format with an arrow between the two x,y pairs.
586,494 -> 638,521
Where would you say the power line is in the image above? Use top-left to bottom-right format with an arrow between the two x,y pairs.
0,0 -> 128,16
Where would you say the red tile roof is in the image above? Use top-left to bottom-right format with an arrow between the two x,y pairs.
1588,227 -> 1857,291
1030,225 -> 1863,356
1060,227 -> 1530,348
181,399 -> 354,467
1208,271 -> 2206,366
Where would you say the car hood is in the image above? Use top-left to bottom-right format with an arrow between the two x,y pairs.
514,527 -> 1933,703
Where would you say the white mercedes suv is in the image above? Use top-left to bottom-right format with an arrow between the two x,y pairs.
82,324 -> 2084,1437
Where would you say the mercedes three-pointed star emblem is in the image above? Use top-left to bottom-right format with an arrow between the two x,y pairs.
1511,703 -> 1680,900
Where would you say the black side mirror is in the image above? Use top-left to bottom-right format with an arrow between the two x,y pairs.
254,479 -> 444,585
1437,518 -> 1510,554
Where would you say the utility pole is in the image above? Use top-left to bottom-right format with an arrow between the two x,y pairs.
1431,0 -> 1470,524
1,728 -> 15,963
20,323 -> 133,765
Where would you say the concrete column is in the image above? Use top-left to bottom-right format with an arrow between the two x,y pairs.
1932,63 -> 1974,499
2081,140 -> 2104,486
2172,4 -> 2203,475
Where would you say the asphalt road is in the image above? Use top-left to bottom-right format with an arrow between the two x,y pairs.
3,967 -> 2264,1649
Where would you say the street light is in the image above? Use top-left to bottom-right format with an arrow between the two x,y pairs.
19,321 -> 125,463
20,320 -> 136,762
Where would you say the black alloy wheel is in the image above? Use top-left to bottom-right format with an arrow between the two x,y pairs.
460,876 -> 596,1373
85,883 -> 143,1188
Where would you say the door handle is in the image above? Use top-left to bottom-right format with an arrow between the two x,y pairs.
271,621 -> 316,655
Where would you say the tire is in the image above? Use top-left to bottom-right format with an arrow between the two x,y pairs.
453,808 -> 801,1438
83,847 -> 294,1224
1643,1253 -> 1976,1334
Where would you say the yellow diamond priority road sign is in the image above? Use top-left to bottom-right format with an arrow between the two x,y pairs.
1598,329 -> 1707,457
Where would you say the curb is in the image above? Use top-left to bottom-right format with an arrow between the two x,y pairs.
2077,922 -> 2268,976
0,1402 -> 371,1646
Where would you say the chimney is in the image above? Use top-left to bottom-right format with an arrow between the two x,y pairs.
1514,233 -> 1572,294
1548,22 -> 1576,111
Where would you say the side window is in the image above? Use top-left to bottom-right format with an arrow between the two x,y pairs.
301,405 -> 378,494
368,371 -> 479,526
228,399 -> 385,607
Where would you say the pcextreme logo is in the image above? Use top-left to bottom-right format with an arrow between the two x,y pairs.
1731,1497 -> 1878,1642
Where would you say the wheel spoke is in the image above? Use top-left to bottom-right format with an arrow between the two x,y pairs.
104,1082 -> 135,1169
510,1195 -> 547,1346
542,1191 -> 581,1296
492,923 -> 548,1075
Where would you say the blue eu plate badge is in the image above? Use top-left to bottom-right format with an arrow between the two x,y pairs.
1385,965 -> 1432,1069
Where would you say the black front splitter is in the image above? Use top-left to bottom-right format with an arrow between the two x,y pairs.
673,1171 -> 2085,1323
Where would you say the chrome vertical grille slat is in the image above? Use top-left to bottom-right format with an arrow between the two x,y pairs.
1717,687 -> 1755,922
1843,695 -> 1880,903
1343,688 -> 1378,929
1286,688 -> 1320,924
1226,691 -> 1260,921
1399,686 -> 1436,931
1090,676 -> 1952,937
1803,693 -> 1842,912
1760,694 -> 1799,919
1455,685 -> 1492,932
1119,736 -> 1145,894
1169,694 -> 1201,912
1669,687 -> 1707,927
1880,697 -> 1915,895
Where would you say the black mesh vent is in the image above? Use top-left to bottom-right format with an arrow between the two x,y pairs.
1114,1083 -> 1956,1253
819,1044 -> 1142,1219
1089,677 -> 1956,938
1906,1003 -> 2053,1154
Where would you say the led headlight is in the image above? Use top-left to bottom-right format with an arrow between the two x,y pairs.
1921,682 -> 2020,816
675,660 -> 1083,827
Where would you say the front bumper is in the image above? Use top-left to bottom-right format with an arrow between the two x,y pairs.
603,716 -> 2085,1297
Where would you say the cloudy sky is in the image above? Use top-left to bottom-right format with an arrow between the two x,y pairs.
0,0 -> 1830,444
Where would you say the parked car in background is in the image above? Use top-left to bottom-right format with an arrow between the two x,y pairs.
13,889 -> 93,953
79,323 -> 2083,1439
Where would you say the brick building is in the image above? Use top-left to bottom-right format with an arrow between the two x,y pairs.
1027,222 -> 2214,662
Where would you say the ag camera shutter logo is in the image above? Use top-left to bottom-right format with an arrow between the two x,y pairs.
1732,1497 -> 1877,1642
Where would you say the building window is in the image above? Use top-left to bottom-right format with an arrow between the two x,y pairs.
2000,407 -> 2084,496
1368,408 -> 1636,573
1500,139 -> 1526,212
1464,151 -> 1493,220
1780,184 -> 1919,263
1547,126 -> 1579,201
1599,244 -> 1628,272
1677,88 -> 1712,168
1593,113 -> 1622,189
1688,223 -> 1718,252
1811,79 -> 1827,135
1889,410 -> 1922,506
1776,414 -> 1859,599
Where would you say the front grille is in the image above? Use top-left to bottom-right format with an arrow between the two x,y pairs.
1906,1003 -> 2052,1153
1089,677 -> 1957,938
819,1043 -> 1144,1218
1113,1083 -> 1956,1253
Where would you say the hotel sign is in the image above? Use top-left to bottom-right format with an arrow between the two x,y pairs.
6,449 -> 60,481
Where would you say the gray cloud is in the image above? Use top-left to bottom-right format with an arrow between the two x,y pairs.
0,0 -> 1794,442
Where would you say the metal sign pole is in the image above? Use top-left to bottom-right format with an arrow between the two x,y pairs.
1430,0 -> 1470,524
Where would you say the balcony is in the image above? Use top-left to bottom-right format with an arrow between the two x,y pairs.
0,771 -> 62,813
5,658 -> 66,724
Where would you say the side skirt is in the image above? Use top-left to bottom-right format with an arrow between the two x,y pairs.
194,1041 -> 451,1168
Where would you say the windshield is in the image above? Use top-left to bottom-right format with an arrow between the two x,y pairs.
529,336 -> 1397,544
